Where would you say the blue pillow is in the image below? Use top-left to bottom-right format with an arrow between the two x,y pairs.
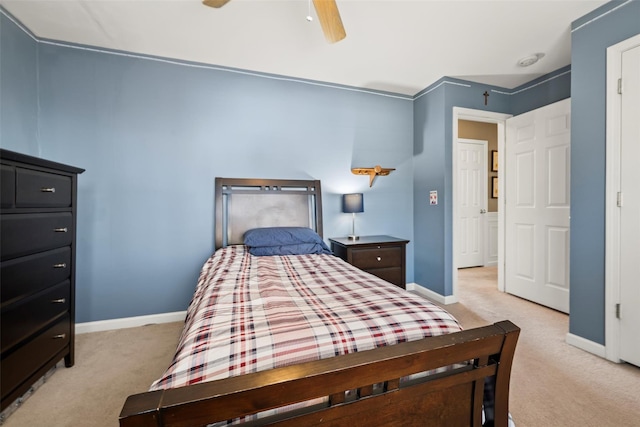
243,227 -> 332,256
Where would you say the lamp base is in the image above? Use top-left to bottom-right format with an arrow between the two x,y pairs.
348,235 -> 360,240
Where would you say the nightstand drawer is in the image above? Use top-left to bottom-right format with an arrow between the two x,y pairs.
366,267 -> 403,286
329,236 -> 409,289
351,246 -> 402,270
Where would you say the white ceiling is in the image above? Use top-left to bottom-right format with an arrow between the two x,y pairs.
1,0 -> 608,96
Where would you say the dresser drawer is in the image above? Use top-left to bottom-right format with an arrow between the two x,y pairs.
15,167 -> 72,208
1,164 -> 15,208
1,248 -> 71,306
1,281 -> 70,353
351,246 -> 402,270
0,213 -> 73,260
1,314 -> 70,401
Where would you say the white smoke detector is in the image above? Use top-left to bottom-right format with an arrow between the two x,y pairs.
518,53 -> 545,67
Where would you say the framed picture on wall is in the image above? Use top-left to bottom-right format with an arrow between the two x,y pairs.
492,176 -> 498,198
491,150 -> 498,172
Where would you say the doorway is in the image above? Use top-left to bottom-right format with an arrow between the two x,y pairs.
452,108 -> 511,300
456,138 -> 489,269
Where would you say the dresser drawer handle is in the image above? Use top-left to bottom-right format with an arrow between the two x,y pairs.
377,257 -> 382,261
53,263 -> 67,269
51,298 -> 66,304
52,334 -> 66,340
41,187 -> 56,193
54,227 -> 68,233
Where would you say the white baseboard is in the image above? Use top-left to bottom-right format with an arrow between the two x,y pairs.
407,282 -> 458,305
75,311 -> 187,334
565,333 -> 606,358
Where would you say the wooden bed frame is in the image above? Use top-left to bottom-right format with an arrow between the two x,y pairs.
119,178 -> 520,427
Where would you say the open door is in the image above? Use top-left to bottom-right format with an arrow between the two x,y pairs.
505,98 -> 571,313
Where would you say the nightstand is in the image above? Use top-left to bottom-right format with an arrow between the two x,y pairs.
329,235 -> 409,289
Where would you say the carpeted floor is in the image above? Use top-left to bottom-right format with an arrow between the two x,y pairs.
451,267 -> 640,427
2,321 -> 184,427
3,267 -> 639,426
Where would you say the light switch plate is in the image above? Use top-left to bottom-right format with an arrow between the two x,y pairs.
429,190 -> 437,205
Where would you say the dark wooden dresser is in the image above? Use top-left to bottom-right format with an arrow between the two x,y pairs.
329,235 -> 409,289
0,149 -> 84,410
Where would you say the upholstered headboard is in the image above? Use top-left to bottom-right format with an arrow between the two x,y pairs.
214,178 -> 323,249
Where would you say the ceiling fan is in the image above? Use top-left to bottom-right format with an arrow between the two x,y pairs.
202,0 -> 346,43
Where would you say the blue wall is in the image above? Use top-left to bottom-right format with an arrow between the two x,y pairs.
412,82 -> 447,293
510,65 -> 572,116
0,14 -> 38,153
413,79 -> 512,295
569,0 -> 640,345
1,12 -> 414,322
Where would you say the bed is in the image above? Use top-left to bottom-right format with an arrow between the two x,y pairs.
119,178 -> 519,427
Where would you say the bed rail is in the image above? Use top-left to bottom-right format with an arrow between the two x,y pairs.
120,320 -> 519,427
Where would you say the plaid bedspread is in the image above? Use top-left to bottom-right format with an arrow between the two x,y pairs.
150,245 -> 462,391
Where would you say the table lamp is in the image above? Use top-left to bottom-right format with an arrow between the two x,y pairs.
342,193 -> 364,240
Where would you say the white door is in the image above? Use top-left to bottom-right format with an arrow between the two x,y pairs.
619,44 -> 640,367
457,139 -> 487,268
505,98 -> 571,313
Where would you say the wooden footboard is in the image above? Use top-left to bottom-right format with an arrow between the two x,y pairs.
120,320 -> 519,427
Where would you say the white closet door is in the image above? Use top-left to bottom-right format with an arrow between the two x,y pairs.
505,98 -> 571,313
619,44 -> 640,367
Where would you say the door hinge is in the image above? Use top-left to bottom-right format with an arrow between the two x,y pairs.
616,303 -> 621,319
617,192 -> 623,207
618,78 -> 623,94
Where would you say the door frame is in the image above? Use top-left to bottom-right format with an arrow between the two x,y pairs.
605,33 -> 640,363
452,108 -> 511,301
456,138 -> 489,269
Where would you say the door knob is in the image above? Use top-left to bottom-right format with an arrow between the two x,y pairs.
480,209 -> 487,214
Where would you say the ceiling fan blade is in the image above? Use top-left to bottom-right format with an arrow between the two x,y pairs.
312,0 -> 346,43
202,0 -> 231,8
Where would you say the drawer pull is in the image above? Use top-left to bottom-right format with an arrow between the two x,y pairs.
377,257 -> 382,261
52,334 -> 66,340
54,227 -> 68,233
53,263 -> 67,269
51,298 -> 66,304
41,187 -> 56,193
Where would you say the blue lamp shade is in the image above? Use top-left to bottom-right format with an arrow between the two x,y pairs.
342,193 -> 364,214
